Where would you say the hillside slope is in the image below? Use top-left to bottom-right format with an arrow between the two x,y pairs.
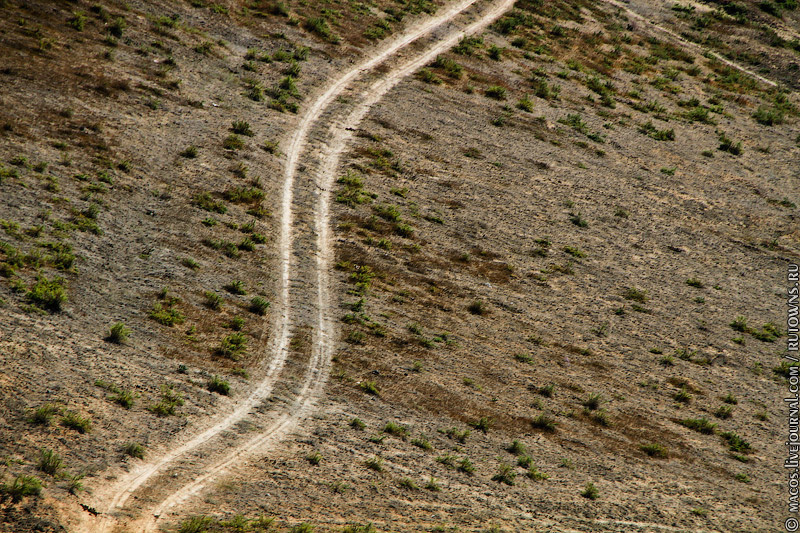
1,0 -> 798,532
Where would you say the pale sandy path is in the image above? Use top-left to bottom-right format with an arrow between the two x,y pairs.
82,1 -> 513,532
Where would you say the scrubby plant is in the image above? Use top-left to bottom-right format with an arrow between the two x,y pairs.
250,296 -> 270,315
640,443 -> 668,458
491,463 -> 516,485
26,275 -> 67,312
216,332 -> 247,359
679,417 -> 716,434
207,375 -> 230,395
37,449 -> 63,476
106,322 -> 130,344
581,482 -> 599,499
0,475 -> 42,502
30,404 -> 59,425
231,120 -> 254,136
124,442 -> 145,459
532,413 -> 557,432
204,291 -> 223,310
61,411 -> 91,433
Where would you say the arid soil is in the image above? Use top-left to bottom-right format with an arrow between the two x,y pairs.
1,0 -> 798,531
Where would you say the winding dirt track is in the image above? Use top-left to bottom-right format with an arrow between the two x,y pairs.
78,0 -> 779,530
81,1 -> 515,531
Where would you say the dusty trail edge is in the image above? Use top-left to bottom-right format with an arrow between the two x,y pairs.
83,0 -> 512,531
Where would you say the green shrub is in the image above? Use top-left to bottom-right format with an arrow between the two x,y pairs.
180,145 -> 198,158
718,132 -> 742,155
418,68 -> 441,84
507,439 -> 527,456
458,457 -> 475,474
581,482 -> 599,499
124,442 -> 145,459
365,456 -> 383,472
623,287 -> 648,303
485,86 -> 507,100
26,275 -> 67,312
112,390 -> 135,409
178,516 -> 214,533
468,416 -> 492,433
383,421 -> 408,439
250,296 -> 270,315
204,290 -> 223,310
106,322 -> 130,344
149,303 -> 184,326
715,405 -> 733,419
231,120 -> 254,136
532,413 -> 557,432
148,385 -> 184,416
207,375 -> 230,395
350,418 -> 366,430
679,417 -> 716,434
223,134 -> 244,150
224,186 -> 264,204
216,332 -> 247,359
491,463 -> 516,485
0,475 -> 42,502
468,300 -> 486,315
721,432 -> 752,453
582,393 -> 603,410
360,380 -> 380,396
639,443 -> 668,458
193,192 -> 226,213
527,466 -> 549,480
411,436 -> 432,450
61,411 -> 91,433
304,17 -> 339,43
30,404 -> 59,425
37,449 -> 63,476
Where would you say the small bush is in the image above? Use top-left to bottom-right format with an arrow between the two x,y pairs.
679,417 -> 716,434
398,477 -> 418,490
250,296 -> 270,315
223,134 -> 245,150
26,275 -> 67,312
582,393 -> 603,410
623,287 -> 648,303
216,332 -> 247,359
207,375 -> 230,395
306,451 -> 322,466
365,456 -> 383,472
639,443 -> 668,458
0,475 -> 42,502
485,86 -> 507,100
350,418 -> 366,430
193,192 -> 226,213
61,411 -> 91,433
231,120 -> 254,136
527,466 -> 549,481
718,132 -> 742,155
468,416 -> 492,433
204,291 -> 223,310
149,303 -> 184,326
148,385 -> 184,417
106,322 -> 130,344
721,431 -> 752,453
124,442 -> 145,459
507,439 -> 527,456
458,457 -> 475,474
37,449 -> 63,476
360,380 -> 380,396
30,404 -> 59,425
569,212 -> 588,227
538,383 -> 555,397
383,421 -> 408,439
581,482 -> 599,499
468,300 -> 486,315
532,413 -> 557,432
491,463 -> 516,485
180,145 -> 198,158
715,405 -> 733,419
